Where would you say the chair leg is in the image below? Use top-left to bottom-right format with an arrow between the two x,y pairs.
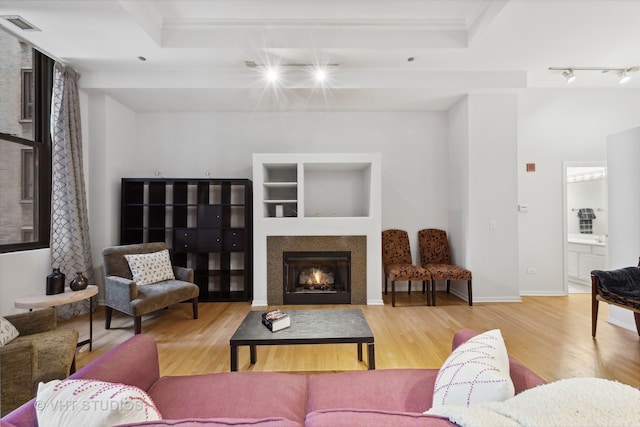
431,280 -> 436,306
424,281 -> 430,306
408,280 -> 412,295
592,298 -> 599,338
105,306 -> 113,329
134,316 -> 142,335
70,355 -> 77,375
392,280 -> 396,307
192,297 -> 199,319
446,280 -> 451,293
468,280 -> 473,306
634,312 -> 640,337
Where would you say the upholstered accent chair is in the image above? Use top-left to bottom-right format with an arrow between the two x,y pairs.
0,308 -> 78,416
418,228 -> 473,306
591,259 -> 640,337
381,229 -> 432,307
102,242 -> 199,334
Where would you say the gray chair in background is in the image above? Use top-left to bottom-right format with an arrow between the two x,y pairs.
102,242 -> 199,334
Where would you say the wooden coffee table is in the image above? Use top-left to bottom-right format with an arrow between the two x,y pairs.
229,309 -> 375,371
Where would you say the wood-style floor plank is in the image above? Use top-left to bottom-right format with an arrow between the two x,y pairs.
59,292 -> 640,387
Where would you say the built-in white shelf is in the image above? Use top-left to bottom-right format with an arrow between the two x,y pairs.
262,164 -> 298,217
257,158 -> 372,219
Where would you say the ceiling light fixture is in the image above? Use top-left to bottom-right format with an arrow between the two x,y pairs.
246,60 -> 339,86
314,68 -> 327,82
617,70 -> 631,84
265,67 -> 280,83
562,69 -> 576,83
549,66 -> 639,84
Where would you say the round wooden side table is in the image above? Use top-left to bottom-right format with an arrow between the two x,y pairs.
15,285 -> 99,351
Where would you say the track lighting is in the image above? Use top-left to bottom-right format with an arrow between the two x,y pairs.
246,60 -> 338,86
549,66 -> 638,84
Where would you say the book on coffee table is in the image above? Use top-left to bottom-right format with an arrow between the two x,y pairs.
261,309 -> 290,332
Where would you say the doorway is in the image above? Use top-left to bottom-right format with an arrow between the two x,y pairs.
562,161 -> 608,294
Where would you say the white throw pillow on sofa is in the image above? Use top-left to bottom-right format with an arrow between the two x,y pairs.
36,379 -> 162,427
428,329 -> 514,409
0,316 -> 19,346
124,249 -> 175,285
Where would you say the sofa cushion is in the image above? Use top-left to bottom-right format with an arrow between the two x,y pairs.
0,317 -> 19,346
36,379 -> 162,427
307,369 -> 439,413
125,250 -> 176,285
431,329 -> 514,408
148,372 -> 307,424
305,409 -> 456,427
118,418 -> 301,427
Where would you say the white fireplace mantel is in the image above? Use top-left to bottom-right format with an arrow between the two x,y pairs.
252,153 -> 383,306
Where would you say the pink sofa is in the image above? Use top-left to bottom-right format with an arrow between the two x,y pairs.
1,329 -> 546,427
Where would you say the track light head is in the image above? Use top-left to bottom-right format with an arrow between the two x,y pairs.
617,70 -> 631,84
550,66 -> 638,84
562,69 -> 576,83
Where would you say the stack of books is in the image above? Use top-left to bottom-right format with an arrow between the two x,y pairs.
261,309 -> 290,332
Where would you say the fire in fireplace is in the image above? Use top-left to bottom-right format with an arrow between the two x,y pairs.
283,251 -> 351,304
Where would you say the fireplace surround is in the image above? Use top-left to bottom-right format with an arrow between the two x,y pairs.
267,236 -> 366,305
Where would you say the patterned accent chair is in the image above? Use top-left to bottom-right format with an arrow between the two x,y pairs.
102,242 -> 199,334
0,308 -> 78,416
381,229 -> 432,307
418,228 -> 473,306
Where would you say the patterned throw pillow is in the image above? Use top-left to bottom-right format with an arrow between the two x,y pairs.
0,317 -> 19,346
36,379 -> 162,426
429,329 -> 514,409
124,249 -> 175,286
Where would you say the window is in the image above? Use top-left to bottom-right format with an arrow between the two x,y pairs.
0,27 -> 53,252
21,69 -> 34,120
21,148 -> 34,200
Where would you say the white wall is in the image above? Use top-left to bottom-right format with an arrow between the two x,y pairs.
132,111 -> 449,273
0,249 -> 51,315
606,127 -> 640,331
518,89 -> 640,296
467,94 -> 520,302
86,94 -> 138,301
447,97 -> 469,267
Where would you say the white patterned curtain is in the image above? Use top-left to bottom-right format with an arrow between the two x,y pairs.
50,62 -> 94,319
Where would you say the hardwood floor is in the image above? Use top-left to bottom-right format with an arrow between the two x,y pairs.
59,291 -> 640,387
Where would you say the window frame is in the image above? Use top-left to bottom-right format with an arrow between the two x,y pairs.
0,50 -> 53,253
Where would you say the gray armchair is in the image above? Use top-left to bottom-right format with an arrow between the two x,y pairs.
102,242 -> 199,334
0,308 -> 78,416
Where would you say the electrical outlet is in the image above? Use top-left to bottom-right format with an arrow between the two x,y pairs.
527,268 -> 536,274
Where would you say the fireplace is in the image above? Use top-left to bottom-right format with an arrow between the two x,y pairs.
267,235 -> 366,305
283,251 -> 351,304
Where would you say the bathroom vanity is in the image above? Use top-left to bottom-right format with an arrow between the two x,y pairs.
567,234 -> 607,286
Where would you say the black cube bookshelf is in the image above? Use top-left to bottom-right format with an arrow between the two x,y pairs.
120,178 -> 253,302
